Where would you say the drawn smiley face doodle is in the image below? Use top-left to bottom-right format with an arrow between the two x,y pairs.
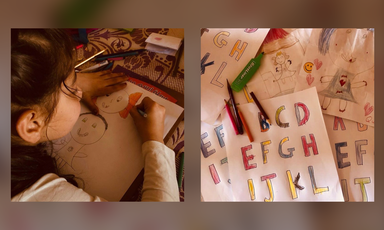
303,62 -> 313,73
71,113 -> 108,145
97,90 -> 129,113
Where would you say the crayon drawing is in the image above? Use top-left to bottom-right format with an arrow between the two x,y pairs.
245,29 -> 313,102
295,29 -> 374,126
96,91 -> 142,118
221,88 -> 343,201
201,28 -> 270,124
261,50 -> 296,96
201,121 -> 234,201
323,114 -> 374,201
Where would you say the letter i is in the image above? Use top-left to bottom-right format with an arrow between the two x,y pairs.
248,179 -> 256,201
341,179 -> 349,202
209,164 -> 221,184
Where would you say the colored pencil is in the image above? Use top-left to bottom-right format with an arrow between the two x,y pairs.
79,60 -> 109,72
94,49 -> 145,61
178,152 -> 184,188
75,49 -> 106,68
224,99 -> 239,135
137,108 -> 147,118
238,109 -> 254,142
250,91 -> 270,124
226,79 -> 243,134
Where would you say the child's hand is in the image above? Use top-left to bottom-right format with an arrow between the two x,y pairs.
130,97 -> 166,144
76,70 -> 129,114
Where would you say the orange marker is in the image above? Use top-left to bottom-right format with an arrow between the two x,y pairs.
238,109 -> 254,142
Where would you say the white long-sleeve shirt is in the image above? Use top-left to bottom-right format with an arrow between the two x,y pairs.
12,141 -> 179,202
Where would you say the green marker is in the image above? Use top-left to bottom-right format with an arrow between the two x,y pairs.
230,52 -> 264,92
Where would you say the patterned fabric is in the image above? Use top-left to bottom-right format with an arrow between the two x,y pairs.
77,28 -> 184,201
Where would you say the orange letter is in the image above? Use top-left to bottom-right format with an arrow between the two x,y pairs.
261,140 -> 271,164
248,179 -> 256,201
213,31 -> 230,48
230,40 -> 248,61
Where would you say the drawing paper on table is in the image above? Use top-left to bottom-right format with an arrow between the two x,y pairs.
222,87 -> 343,201
201,121 -> 234,201
323,114 -> 374,202
53,82 -> 184,201
201,28 -> 269,124
294,29 -> 374,126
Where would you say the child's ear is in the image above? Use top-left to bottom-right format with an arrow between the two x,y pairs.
16,110 -> 44,144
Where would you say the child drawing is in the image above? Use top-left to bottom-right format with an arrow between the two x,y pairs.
11,29 -> 179,202
262,50 -> 296,96
272,51 -> 296,82
317,28 -> 373,112
52,112 -> 108,171
96,90 -> 143,118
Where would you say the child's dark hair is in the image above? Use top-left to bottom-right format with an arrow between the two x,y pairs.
11,29 -> 79,198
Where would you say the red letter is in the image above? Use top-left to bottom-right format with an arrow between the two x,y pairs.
333,117 -> 346,130
295,102 -> 310,126
209,164 -> 221,184
241,145 -> 256,170
301,134 -> 319,157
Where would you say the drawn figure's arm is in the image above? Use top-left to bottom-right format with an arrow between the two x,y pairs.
320,75 -> 333,83
351,80 -> 367,88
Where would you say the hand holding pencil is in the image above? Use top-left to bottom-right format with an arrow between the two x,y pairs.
130,97 -> 166,144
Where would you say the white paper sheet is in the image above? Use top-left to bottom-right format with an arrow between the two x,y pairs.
323,114 -> 374,201
222,87 -> 344,201
295,29 -> 374,126
244,29 -> 312,103
52,82 -> 184,201
201,120 -> 233,201
201,28 -> 269,124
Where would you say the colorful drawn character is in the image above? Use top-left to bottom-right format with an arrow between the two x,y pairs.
303,62 -> 313,73
52,113 -> 108,170
96,90 -> 143,118
318,29 -> 373,112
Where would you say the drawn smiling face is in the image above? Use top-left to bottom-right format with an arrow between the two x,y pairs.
96,90 -> 129,113
70,113 -> 108,145
303,62 -> 313,73
275,53 -> 285,65
328,29 -> 374,73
